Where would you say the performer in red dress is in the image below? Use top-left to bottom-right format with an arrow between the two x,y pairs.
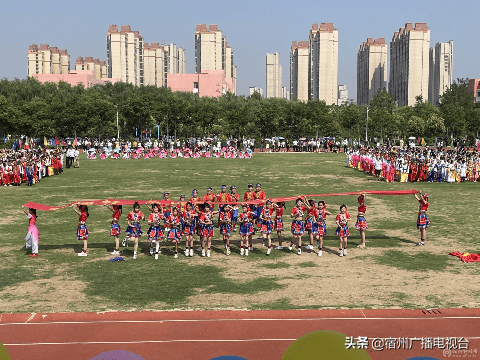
355,194 -> 368,248
335,205 -> 351,257
105,204 -> 122,255
414,192 -> 429,246
73,204 -> 89,257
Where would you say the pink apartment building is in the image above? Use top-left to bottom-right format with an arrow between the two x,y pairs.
467,79 -> 480,103
32,70 -> 121,88
167,70 -> 233,97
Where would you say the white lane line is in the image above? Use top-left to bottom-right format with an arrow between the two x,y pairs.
3,339 -> 297,346
25,313 -> 36,323
1,316 -> 480,326
4,337 -> 480,347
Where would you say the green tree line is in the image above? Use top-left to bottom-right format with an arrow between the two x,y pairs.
0,77 -> 479,142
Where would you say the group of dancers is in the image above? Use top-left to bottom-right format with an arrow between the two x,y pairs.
23,183 -> 430,259
347,146 -> 480,183
87,146 -> 253,160
1,148 -> 63,186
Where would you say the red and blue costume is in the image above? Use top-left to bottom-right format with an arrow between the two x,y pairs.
200,210 -> 215,237
355,203 -> 368,230
147,213 -> 164,240
126,211 -> 144,238
291,206 -> 306,235
274,207 -> 284,231
219,211 -> 233,236
182,209 -> 197,236
238,212 -> 255,236
166,214 -> 182,241
110,209 -> 122,236
260,207 -> 275,234
417,200 -> 429,229
335,213 -> 351,237
77,212 -> 89,240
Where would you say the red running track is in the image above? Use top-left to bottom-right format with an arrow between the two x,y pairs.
1,308 -> 479,360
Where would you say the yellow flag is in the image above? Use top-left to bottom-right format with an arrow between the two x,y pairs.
44,137 -> 48,146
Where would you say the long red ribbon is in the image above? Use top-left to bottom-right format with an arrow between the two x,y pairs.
23,190 -> 420,211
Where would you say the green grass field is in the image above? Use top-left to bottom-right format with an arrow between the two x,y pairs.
1,152 -> 479,313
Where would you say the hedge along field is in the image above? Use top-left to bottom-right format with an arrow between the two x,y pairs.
0,152 -> 479,313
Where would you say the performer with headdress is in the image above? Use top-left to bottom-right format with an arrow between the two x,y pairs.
274,201 -> 285,249
229,185 -> 240,232
238,203 -> 255,256
260,199 -> 276,255
335,204 -> 351,257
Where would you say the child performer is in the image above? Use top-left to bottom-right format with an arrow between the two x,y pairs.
316,201 -> 331,256
105,204 -> 122,255
203,187 -> 216,209
335,204 -> 351,257
230,186 -> 240,232
260,199 -> 276,255
189,189 -> 200,205
274,202 -> 285,249
182,201 -> 197,257
219,204 -> 233,255
355,193 -> 368,248
166,207 -> 182,258
304,199 -> 319,251
290,197 -> 310,255
254,183 -> 266,229
238,204 -> 255,256
72,204 -> 89,256
146,203 -> 164,259
414,192 -> 429,246
199,202 -> 217,257
125,202 -> 145,259
22,205 -> 39,257
244,183 -> 257,232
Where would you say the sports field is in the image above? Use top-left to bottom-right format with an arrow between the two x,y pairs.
1,152 -> 479,313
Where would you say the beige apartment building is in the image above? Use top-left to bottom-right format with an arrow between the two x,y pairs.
27,44 -> 69,76
290,41 -> 309,101
308,23 -> 338,104
106,25 -> 144,86
266,52 -> 282,98
195,24 -> 237,94
389,22 -> 430,106
75,57 -> 107,81
107,24 -> 185,88
357,38 -> 388,105
428,41 -> 453,106
143,43 -> 165,87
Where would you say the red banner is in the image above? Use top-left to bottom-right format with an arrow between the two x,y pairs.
23,190 -> 420,211
449,252 -> 480,263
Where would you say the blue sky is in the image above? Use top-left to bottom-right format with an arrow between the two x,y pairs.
1,0 -> 478,100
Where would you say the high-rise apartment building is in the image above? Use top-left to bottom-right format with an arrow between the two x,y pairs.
27,44 -> 69,76
106,25 -> 144,86
290,41 -> 309,101
143,42 -> 165,87
249,86 -> 264,97
281,86 -> 290,100
389,22 -> 430,106
107,25 -> 185,88
428,41 -> 453,106
75,57 -> 107,81
337,85 -> 348,105
357,38 -> 387,105
194,24 -> 237,94
266,52 -> 282,98
308,23 -> 338,104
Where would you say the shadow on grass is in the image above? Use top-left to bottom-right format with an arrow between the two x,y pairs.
75,258 -> 285,307
373,250 -> 453,272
